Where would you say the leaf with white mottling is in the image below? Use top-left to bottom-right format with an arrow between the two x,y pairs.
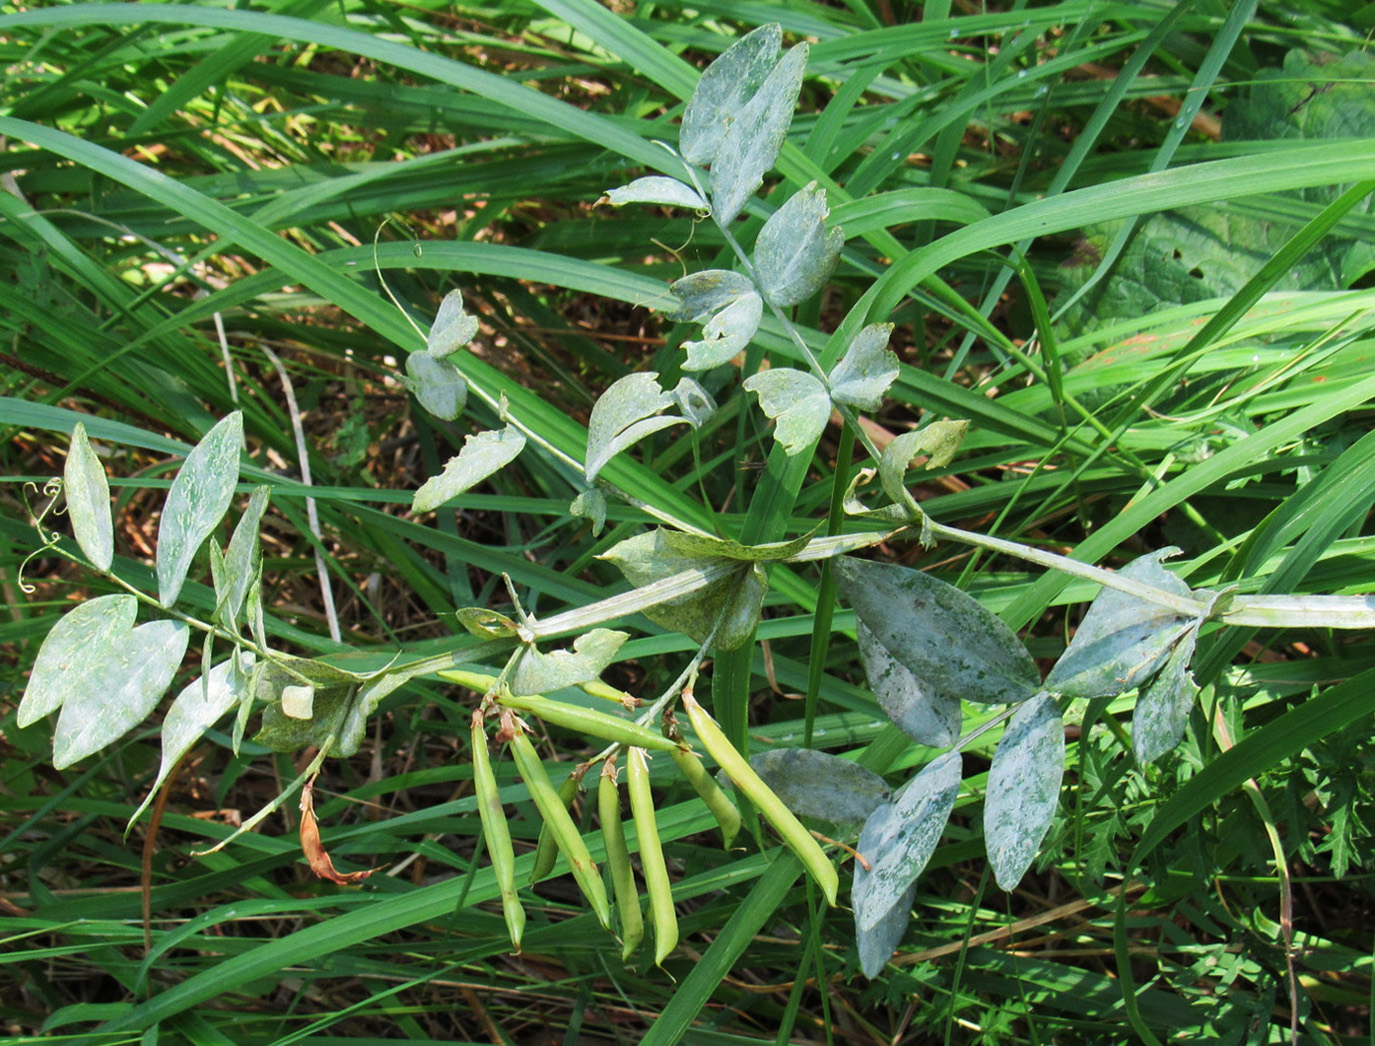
671,377 -> 717,427
605,176 -> 707,210
585,372 -> 682,481
680,25 -> 783,165
742,367 -> 829,455
857,620 -> 961,746
219,485 -> 270,628
985,691 -> 1064,890
836,557 -> 1039,707
405,353 -> 467,421
749,748 -> 890,833
878,421 -> 969,514
570,487 -> 607,535
18,594 -> 137,727
829,324 -> 898,412
682,292 -> 762,371
668,270 -> 755,322
1132,622 -> 1202,765
53,619 -> 190,769
64,422 -> 112,571
856,881 -> 914,979
1045,549 -> 1194,700
511,629 -> 630,696
852,751 -> 961,932
413,426 -> 526,512
157,412 -> 243,608
427,289 -> 479,357
754,182 -> 843,306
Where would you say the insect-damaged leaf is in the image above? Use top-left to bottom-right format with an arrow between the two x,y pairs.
742,367 -> 830,456
64,422 -> 113,571
427,289 -> 479,357
878,420 -> 969,515
680,24 -> 784,166
828,324 -> 899,413
18,593 -> 137,727
1132,621 -> 1203,766
836,557 -> 1039,707
853,751 -> 960,932
53,619 -> 190,769
857,620 -> 961,747
985,691 -> 1064,890
665,270 -> 764,372
754,182 -> 843,307
586,372 -> 684,481
157,411 -> 243,608
511,629 -> 630,696
709,44 -> 809,225
1044,548 -> 1195,700
604,176 -> 707,211
405,353 -> 467,422
749,748 -> 890,834
413,426 -> 526,513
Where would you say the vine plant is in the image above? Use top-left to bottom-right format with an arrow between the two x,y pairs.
18,25 -> 1375,980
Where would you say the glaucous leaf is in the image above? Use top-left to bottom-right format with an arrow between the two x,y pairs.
64,422 -> 112,571
753,182 -> 843,307
680,24 -> 783,165
857,620 -> 961,746
1132,621 -> 1202,765
131,653 -> 254,826
456,607 -> 520,639
53,619 -> 190,769
710,43 -> 809,225
985,691 -> 1064,890
836,557 -> 1040,707
413,425 -> 526,512
157,411 -> 244,608
668,270 -> 756,322
511,628 -> 630,696
749,748 -> 890,833
660,527 -> 814,563
878,421 -> 969,513
682,293 -> 762,371
585,372 -> 678,481
405,352 -> 467,421
852,751 -> 961,932
427,288 -> 479,357
18,593 -> 136,727
605,176 -> 707,210
671,377 -> 717,427
1044,549 -> 1194,700
570,487 -> 607,535
828,323 -> 898,412
742,367 -> 830,456
856,881 -> 915,979
219,485 -> 270,627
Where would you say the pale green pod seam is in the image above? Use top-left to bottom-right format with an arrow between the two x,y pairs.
627,747 -> 678,965
498,691 -> 682,753
669,747 -> 741,848
508,730 -> 612,930
529,766 -> 582,885
470,712 -> 525,951
682,694 -> 839,906
598,759 -> 644,961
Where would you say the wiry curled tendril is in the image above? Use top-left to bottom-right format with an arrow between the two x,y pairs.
18,478 -> 65,593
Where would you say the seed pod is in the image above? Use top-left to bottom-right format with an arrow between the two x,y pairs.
682,693 -> 839,906
529,765 -> 584,885
508,729 -> 611,930
598,759 -> 644,961
627,747 -> 678,965
669,747 -> 741,849
471,711 -> 525,951
497,692 -> 681,753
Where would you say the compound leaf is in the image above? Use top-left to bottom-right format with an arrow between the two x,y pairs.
742,367 -> 829,456
413,426 -> 526,513
985,691 -> 1065,890
829,324 -> 899,412
585,372 -> 681,481
64,422 -> 112,571
18,593 -> 137,727
157,411 -> 243,608
754,182 -> 843,307
682,292 -> 762,371
53,619 -> 190,769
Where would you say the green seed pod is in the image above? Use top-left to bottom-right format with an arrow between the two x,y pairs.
529,765 -> 584,885
497,692 -> 682,753
682,693 -> 839,906
470,712 -> 525,952
508,729 -> 611,930
669,747 -> 741,849
627,747 -> 678,965
597,759 -> 644,961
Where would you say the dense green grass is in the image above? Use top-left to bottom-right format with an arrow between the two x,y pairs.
4,1 -> 1375,1043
